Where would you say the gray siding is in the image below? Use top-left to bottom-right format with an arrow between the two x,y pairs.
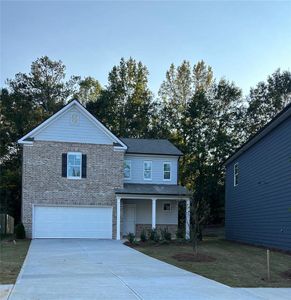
35,106 -> 113,144
225,116 -> 291,251
124,154 -> 178,185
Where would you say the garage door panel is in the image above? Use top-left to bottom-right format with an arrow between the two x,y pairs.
34,206 -> 112,239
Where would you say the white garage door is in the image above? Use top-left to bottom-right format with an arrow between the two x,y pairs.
33,206 -> 112,239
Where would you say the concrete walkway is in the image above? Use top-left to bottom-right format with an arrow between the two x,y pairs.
8,239 -> 287,300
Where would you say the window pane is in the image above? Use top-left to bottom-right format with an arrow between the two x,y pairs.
144,161 -> 151,171
68,166 -> 81,177
144,170 -> 151,179
74,155 -> 81,165
164,171 -> 170,180
68,155 -> 75,164
163,203 -> 171,211
124,161 -> 131,178
164,163 -> 170,172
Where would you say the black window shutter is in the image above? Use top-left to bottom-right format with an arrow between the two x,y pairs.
82,154 -> 87,178
62,153 -> 67,177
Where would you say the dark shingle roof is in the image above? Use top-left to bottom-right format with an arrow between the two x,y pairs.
115,183 -> 191,196
120,138 -> 183,156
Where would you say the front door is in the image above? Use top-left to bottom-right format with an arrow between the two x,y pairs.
123,204 -> 136,235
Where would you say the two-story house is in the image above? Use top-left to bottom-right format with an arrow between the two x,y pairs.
18,100 -> 191,239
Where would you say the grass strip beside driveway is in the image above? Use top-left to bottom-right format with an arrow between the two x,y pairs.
131,237 -> 291,287
0,238 -> 30,284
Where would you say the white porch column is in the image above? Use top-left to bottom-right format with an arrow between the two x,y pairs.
152,198 -> 157,229
116,197 -> 121,240
185,198 -> 190,240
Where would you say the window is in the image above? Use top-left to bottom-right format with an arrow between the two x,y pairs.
163,202 -> 171,212
143,161 -> 152,180
67,152 -> 82,179
234,163 -> 239,186
124,160 -> 131,179
163,162 -> 171,180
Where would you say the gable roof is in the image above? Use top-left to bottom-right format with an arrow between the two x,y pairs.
18,99 -> 127,150
224,102 -> 291,166
121,138 -> 183,156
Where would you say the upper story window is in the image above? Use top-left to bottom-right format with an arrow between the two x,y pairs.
234,163 -> 239,186
163,162 -> 171,180
124,160 -> 131,179
143,161 -> 152,180
67,152 -> 82,179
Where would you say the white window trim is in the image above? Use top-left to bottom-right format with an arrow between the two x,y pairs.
143,160 -> 152,181
67,152 -> 82,179
124,160 -> 131,180
163,161 -> 171,181
162,201 -> 172,212
234,162 -> 239,187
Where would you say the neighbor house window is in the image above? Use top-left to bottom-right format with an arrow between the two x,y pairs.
163,202 -> 171,212
143,161 -> 152,180
163,162 -> 171,180
67,152 -> 82,179
124,160 -> 131,179
234,163 -> 239,186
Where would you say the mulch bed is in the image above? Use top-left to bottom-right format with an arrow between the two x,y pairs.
280,269 -> 291,280
172,252 -> 216,262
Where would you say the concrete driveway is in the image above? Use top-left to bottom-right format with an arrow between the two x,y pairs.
8,239 -> 278,300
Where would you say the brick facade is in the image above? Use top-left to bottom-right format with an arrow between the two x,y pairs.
22,141 -> 124,238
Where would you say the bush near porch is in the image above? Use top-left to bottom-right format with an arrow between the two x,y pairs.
125,227 -> 291,287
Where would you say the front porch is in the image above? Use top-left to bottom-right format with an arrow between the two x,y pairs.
115,183 -> 191,240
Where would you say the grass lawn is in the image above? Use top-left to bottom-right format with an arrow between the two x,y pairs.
0,237 -> 30,284
130,231 -> 291,287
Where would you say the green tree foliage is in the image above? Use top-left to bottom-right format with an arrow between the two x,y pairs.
159,60 -> 244,224
0,56 -> 79,221
86,57 -> 156,138
7,56 -> 79,117
246,69 -> 291,135
74,76 -> 102,105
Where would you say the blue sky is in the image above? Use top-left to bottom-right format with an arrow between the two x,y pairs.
1,1 -> 291,96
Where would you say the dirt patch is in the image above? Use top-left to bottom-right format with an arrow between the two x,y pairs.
172,252 -> 216,262
280,269 -> 291,280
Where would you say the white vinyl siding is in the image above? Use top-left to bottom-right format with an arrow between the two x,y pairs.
124,155 -> 178,184
34,107 -> 113,144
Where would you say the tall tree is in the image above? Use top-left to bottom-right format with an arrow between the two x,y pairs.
1,56 -> 78,222
246,69 -> 291,135
74,76 -> 102,105
87,57 -> 155,138
7,56 -> 79,116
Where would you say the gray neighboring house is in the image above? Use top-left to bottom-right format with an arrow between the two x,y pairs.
224,103 -> 291,251
18,100 -> 191,239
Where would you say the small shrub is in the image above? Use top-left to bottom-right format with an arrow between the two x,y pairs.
148,228 -> 160,242
127,232 -> 136,244
140,229 -> 147,242
14,223 -> 26,239
176,227 -> 185,239
160,227 -> 172,241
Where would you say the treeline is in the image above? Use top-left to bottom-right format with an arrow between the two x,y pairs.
1,56 -> 290,224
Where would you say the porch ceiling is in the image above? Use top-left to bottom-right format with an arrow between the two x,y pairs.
115,183 -> 191,197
